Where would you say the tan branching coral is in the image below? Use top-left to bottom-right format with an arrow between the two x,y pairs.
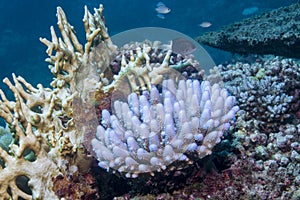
0,4 -> 117,199
102,40 -> 199,94
0,74 -> 60,199
103,45 -> 174,93
40,5 -> 117,97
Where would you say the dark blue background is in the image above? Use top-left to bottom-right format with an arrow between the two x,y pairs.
0,0 -> 297,93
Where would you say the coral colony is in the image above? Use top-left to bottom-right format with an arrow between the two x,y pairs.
0,4 -> 238,199
92,79 -> 238,178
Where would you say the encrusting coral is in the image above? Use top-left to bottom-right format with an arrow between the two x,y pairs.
0,3 -> 238,199
215,57 -> 300,132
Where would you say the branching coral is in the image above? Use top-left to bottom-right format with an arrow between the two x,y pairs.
92,78 -> 238,178
0,5 -> 115,199
0,74 -> 60,199
104,40 -> 201,94
39,5 -> 117,98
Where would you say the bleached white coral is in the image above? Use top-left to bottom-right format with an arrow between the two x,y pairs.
92,78 -> 239,178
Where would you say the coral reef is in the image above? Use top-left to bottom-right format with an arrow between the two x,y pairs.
0,2 -> 234,199
112,57 -> 300,200
1,1 -> 299,199
174,57 -> 300,200
213,57 -> 300,199
215,57 -> 300,132
1,1 -> 298,199
13,1 -> 300,199
196,3 -> 300,59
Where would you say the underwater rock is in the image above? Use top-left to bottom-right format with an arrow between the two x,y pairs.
196,3 -> 300,59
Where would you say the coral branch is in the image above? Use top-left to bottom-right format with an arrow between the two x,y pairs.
0,4 -> 119,198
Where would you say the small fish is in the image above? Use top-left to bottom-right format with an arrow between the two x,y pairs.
242,6 -> 259,15
198,21 -> 212,28
156,13 -> 165,19
155,2 -> 171,14
171,38 -> 196,55
169,37 -> 197,55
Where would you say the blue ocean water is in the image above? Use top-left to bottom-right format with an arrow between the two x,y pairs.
0,0 -> 298,92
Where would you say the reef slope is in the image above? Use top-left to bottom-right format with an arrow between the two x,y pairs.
196,3 -> 300,58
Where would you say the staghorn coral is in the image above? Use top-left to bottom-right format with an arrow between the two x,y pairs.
0,74 -> 62,199
103,40 -> 202,94
0,4 -> 116,199
92,78 -> 238,178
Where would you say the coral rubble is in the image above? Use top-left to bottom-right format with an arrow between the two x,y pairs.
196,3 -> 300,59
